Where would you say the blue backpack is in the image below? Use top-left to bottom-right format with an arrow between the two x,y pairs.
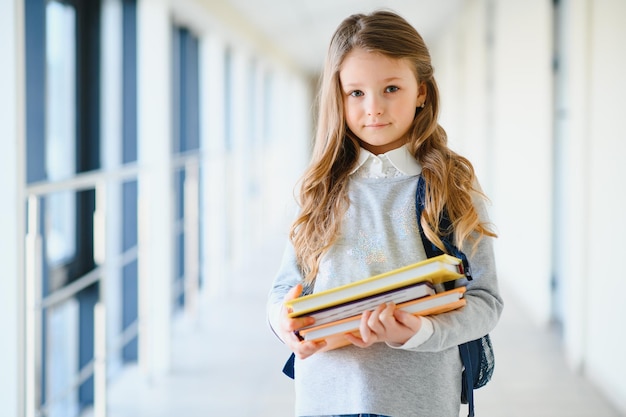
282,175 -> 494,417
415,175 -> 494,417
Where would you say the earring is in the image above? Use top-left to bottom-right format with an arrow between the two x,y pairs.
420,102 -> 425,108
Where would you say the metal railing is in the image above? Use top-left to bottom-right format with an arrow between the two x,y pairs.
171,151 -> 201,316
24,164 -> 139,417
23,150 -> 203,416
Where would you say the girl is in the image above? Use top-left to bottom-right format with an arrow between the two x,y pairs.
267,10 -> 503,417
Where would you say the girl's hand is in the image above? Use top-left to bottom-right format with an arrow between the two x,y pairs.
279,284 -> 327,359
345,302 -> 422,348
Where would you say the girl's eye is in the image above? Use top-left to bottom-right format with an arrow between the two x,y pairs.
349,90 -> 364,97
385,86 -> 399,93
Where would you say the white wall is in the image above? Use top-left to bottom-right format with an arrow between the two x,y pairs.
554,0 -> 626,410
554,0 -> 591,373
434,0 -> 626,413
0,1 -> 23,416
434,0 -> 554,325
261,70 -> 313,239
490,0 -> 554,325
584,0 -> 626,411
434,0 -> 493,192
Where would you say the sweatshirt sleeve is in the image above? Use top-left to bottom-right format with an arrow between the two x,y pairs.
267,241 -> 304,343
403,195 -> 503,352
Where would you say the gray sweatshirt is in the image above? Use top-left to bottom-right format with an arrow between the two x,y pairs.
267,147 -> 503,417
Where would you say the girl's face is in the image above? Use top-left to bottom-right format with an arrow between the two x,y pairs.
340,48 -> 426,154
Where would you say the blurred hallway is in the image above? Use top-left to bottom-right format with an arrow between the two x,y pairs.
3,1 -> 626,415
101,234 -> 623,417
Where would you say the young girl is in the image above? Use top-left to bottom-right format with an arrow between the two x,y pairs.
267,10 -> 503,417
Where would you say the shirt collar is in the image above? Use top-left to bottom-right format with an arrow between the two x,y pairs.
350,144 -> 422,177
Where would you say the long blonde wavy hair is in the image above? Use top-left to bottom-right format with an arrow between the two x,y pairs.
290,10 -> 496,284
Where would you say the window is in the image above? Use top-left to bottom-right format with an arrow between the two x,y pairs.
26,0 -> 103,412
172,25 -> 201,310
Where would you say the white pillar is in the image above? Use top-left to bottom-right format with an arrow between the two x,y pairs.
583,0 -> 626,412
100,0 -> 124,376
229,49 -> 252,270
261,69 -> 310,237
200,34 -> 228,297
490,0 -> 554,325
433,0 -> 494,193
137,0 -> 173,377
555,0 -> 590,373
0,1 -> 24,416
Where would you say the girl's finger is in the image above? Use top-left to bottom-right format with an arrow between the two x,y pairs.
359,310 -> 378,344
283,315 -> 315,332
378,302 -> 396,324
293,340 -> 327,359
284,284 -> 303,303
393,309 -> 422,332
360,310 -> 373,339
367,303 -> 387,332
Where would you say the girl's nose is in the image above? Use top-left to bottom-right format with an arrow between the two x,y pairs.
366,95 -> 384,116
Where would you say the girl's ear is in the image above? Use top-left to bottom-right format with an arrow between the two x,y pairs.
417,82 -> 427,105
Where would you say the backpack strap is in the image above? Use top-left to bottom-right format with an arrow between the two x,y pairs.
415,175 -> 475,417
415,176 -> 473,283
459,343 -> 476,417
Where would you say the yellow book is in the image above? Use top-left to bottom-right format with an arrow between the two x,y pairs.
298,287 -> 467,352
297,281 -> 436,329
286,254 -> 464,317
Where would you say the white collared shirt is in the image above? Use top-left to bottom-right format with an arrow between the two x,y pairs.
350,144 -> 422,179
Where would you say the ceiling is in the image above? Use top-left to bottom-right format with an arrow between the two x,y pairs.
220,0 -> 463,75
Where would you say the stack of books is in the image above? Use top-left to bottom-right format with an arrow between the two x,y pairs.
285,254 -> 468,351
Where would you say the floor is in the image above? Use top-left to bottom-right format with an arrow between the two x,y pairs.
102,236 -> 624,417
